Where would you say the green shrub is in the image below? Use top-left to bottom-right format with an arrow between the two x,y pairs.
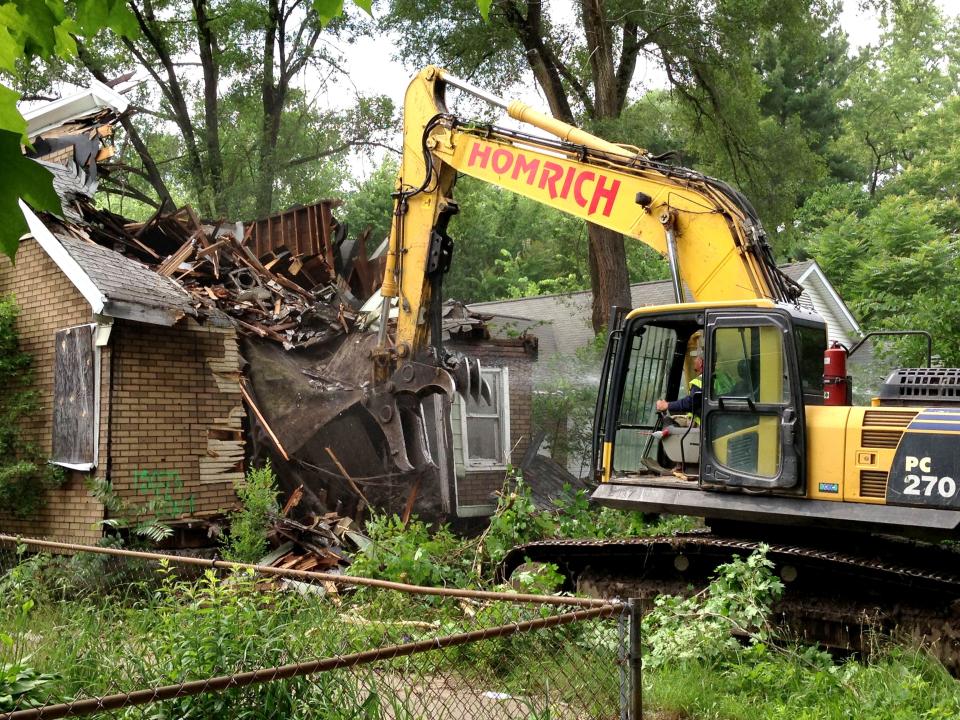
481,471 -> 557,568
350,514 -> 475,588
222,462 -> 280,563
0,296 -> 63,517
643,545 -> 784,668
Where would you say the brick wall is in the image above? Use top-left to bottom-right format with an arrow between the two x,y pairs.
0,239 -> 104,542
109,319 -> 244,521
0,238 -> 245,543
447,337 -> 536,510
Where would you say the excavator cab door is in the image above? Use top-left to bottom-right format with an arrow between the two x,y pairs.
700,310 -> 805,492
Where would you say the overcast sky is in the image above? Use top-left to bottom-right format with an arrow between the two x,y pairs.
326,0 -> 959,180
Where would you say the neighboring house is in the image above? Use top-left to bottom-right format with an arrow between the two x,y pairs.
440,303 -> 538,517
470,261 -> 862,373
0,211 -> 245,544
469,262 -> 865,479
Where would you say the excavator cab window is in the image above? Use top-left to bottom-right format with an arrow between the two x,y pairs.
610,324 -> 678,473
700,310 -> 805,492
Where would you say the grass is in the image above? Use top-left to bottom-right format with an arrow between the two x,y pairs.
5,475 -> 960,720
646,643 -> 960,720
1,557 -> 619,718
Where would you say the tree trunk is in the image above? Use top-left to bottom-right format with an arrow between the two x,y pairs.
254,0 -> 282,218
586,223 -> 631,333
193,0 -> 225,216
581,0 -> 631,332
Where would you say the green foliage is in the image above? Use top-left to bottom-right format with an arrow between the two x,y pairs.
118,562 -> 373,718
88,478 -> 173,545
0,130 -> 61,257
222,462 -> 280,563
648,639 -> 960,720
0,0 -> 140,258
351,469 -> 691,591
340,156 -> 398,251
0,296 -> 63,516
643,547 -> 784,669
0,659 -> 59,712
349,514 -> 475,587
481,471 -> 558,568
0,557 -> 62,711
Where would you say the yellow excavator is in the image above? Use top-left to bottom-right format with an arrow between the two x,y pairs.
361,65 -> 959,533
325,66 -> 960,662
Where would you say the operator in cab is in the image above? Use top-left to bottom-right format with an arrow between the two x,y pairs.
655,350 -> 736,425
656,354 -> 705,425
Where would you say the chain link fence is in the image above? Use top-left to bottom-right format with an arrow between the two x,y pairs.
0,535 -> 638,720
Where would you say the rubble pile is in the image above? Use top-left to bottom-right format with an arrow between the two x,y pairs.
256,486 -> 371,593
57,198 -> 383,350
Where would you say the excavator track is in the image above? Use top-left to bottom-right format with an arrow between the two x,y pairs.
501,531 -> 960,671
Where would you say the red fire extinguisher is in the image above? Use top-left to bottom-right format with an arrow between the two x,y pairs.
823,341 -> 850,406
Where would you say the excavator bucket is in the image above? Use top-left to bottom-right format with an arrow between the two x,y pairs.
298,327 -> 490,473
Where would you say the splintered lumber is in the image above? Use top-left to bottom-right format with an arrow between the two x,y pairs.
325,447 -> 371,508
239,380 -> 290,461
401,476 -> 422,527
66,195 -> 376,353
158,234 -> 197,276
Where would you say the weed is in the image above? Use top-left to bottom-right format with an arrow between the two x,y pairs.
350,514 -> 475,588
0,296 -> 63,517
222,462 -> 280,563
643,546 -> 784,668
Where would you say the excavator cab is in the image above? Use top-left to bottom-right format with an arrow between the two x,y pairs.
595,301 -> 826,496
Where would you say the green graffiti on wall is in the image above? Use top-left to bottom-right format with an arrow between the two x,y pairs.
134,469 -> 196,517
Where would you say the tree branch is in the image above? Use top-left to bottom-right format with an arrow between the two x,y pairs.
283,140 -> 400,168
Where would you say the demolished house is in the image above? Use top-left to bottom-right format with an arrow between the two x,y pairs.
2,85 -> 542,545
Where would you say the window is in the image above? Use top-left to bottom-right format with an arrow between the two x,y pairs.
794,324 -> 827,400
462,367 -> 510,467
708,324 -> 788,479
613,325 -> 676,473
51,324 -> 98,470
710,325 -> 788,404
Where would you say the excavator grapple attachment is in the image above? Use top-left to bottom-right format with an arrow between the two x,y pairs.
361,360 -> 456,472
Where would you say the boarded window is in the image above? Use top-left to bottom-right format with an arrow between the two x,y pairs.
52,324 -> 96,468
463,367 -> 510,467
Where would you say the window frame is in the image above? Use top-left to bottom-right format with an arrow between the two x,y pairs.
51,322 -> 101,471
459,366 -> 511,470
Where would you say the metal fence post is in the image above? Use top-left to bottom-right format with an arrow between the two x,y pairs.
628,598 -> 642,720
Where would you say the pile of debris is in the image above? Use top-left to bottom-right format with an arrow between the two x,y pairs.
255,487 -> 371,593
53,198 -> 383,351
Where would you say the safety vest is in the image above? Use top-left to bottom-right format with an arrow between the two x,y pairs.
687,377 -> 703,426
687,373 -> 736,426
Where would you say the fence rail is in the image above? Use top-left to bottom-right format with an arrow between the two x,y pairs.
0,535 -> 639,720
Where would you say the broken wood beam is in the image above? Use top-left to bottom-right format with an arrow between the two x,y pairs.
325,446 -> 371,509
239,379 -> 290,461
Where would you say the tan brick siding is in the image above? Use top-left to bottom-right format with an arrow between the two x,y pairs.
109,320 -> 244,521
0,239 -> 245,543
0,239 -> 104,541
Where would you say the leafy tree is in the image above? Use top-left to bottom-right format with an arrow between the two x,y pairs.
792,3 -> 960,369
0,0 -> 388,255
382,0 -> 846,330
833,1 -> 958,196
53,0 -> 395,219
340,155 -> 398,252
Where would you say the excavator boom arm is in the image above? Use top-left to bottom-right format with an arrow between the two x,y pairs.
381,67 -> 798,357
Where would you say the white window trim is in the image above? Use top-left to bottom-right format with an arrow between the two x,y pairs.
459,366 -> 511,470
